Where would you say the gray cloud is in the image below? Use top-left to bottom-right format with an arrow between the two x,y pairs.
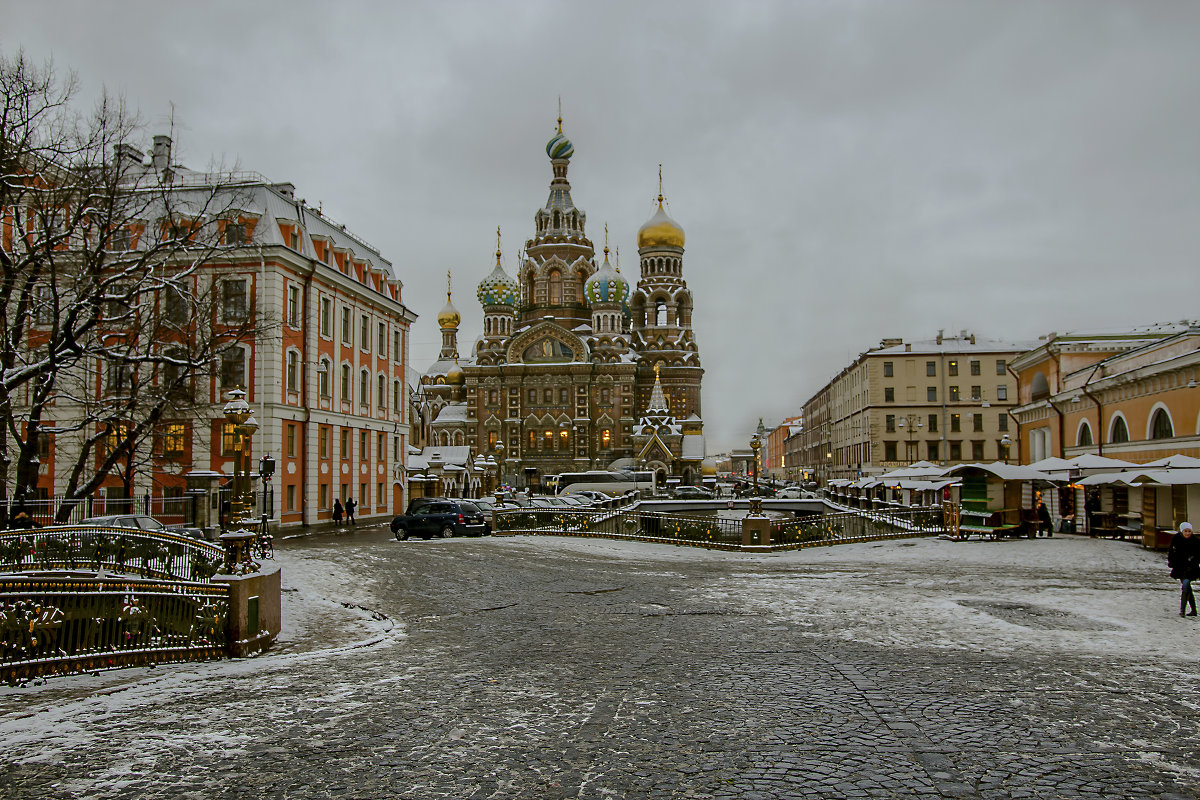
8,0 -> 1200,451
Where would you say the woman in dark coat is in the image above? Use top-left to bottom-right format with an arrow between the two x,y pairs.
332,499 -> 344,526
1167,521 -> 1200,617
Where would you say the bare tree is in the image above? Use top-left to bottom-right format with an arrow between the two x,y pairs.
0,50 -> 271,521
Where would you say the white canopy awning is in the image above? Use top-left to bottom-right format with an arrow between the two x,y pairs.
943,462 -> 1058,482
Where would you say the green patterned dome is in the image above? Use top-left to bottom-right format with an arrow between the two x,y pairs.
584,252 -> 628,306
477,260 -> 519,308
546,132 -> 574,160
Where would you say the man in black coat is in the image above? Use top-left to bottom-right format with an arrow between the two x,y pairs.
1167,521 -> 1199,617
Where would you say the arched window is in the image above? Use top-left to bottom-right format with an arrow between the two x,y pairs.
1150,408 -> 1174,439
1077,421 -> 1093,447
525,274 -> 534,304
340,364 -> 351,401
393,379 -> 401,412
377,374 -> 385,408
552,210 -> 561,229
548,270 -> 562,305
454,431 -> 464,446
1110,415 -> 1130,444
360,369 -> 369,405
1031,372 -> 1050,401
655,301 -> 667,326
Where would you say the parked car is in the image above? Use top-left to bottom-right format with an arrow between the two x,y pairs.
776,487 -> 804,499
558,495 -> 592,509
672,485 -> 714,500
451,497 -> 497,534
79,514 -> 207,541
390,499 -> 487,540
568,490 -> 609,505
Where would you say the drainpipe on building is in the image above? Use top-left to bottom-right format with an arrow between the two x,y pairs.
300,260 -> 317,527
1080,363 -> 1104,456
1047,349 -> 1067,458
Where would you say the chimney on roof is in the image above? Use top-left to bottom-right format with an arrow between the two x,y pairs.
905,343 -> 912,352
969,333 -> 976,345
113,143 -> 143,166
936,330 -> 944,345
151,135 -> 172,173
272,182 -> 295,199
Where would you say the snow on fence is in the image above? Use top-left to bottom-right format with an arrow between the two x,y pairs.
494,505 -> 947,550
0,526 -> 225,583
0,574 -> 229,685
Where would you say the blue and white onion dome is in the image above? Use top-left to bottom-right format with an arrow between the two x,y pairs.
477,254 -> 520,308
546,131 -> 574,160
584,249 -> 629,306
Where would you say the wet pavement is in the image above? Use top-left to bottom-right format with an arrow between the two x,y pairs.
2,528 -> 1198,799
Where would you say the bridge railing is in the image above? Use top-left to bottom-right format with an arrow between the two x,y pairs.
495,505 -> 946,549
0,574 -> 228,685
0,526 -> 226,583
773,506 -> 946,547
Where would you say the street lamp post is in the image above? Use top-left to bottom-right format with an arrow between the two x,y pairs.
897,414 -> 923,465
220,388 -> 260,574
749,433 -> 762,496
1000,434 -> 1012,464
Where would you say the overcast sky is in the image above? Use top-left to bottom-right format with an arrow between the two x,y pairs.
8,1 -> 1200,452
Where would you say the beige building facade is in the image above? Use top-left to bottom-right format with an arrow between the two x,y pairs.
802,332 -> 1030,482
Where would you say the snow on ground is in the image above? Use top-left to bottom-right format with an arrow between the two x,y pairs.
498,533 -> 1197,665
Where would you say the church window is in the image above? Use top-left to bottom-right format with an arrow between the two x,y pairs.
549,270 -> 562,304
553,210 -> 561,228
559,388 -> 568,404
655,302 -> 667,326
544,430 -> 553,448
560,429 -> 569,448
544,389 -> 552,403
529,430 -> 537,449
601,428 -> 611,448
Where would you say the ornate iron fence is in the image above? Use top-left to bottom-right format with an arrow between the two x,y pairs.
0,574 -> 229,684
494,506 -> 946,550
773,506 -> 946,547
0,526 -> 225,582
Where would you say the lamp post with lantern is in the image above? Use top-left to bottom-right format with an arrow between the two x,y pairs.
749,432 -> 762,496
219,388 -> 261,574
1000,434 -> 1012,465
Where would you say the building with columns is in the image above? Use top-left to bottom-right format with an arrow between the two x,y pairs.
412,120 -> 706,489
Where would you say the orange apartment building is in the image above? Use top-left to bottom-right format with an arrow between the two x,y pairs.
1010,322 -> 1200,463
28,136 -> 417,529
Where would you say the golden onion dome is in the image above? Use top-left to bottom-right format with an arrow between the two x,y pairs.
437,292 -> 460,329
637,200 -> 685,250
445,362 -> 465,385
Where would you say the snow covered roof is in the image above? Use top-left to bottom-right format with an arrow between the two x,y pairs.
433,403 -> 470,423
681,434 -> 705,460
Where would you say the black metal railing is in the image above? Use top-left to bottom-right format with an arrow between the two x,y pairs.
0,574 -> 228,684
773,506 -> 946,547
0,526 -> 226,582
494,505 -> 946,550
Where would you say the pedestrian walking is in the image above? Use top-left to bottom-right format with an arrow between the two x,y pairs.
345,496 -> 356,525
1167,521 -> 1200,617
332,498 -> 343,526
1036,501 -> 1053,537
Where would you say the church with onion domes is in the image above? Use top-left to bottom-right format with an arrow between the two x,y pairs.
413,117 -> 706,491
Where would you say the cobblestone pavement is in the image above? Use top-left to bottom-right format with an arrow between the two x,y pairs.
2,530 -> 1199,799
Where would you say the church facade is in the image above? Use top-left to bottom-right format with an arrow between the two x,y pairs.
414,121 -> 706,489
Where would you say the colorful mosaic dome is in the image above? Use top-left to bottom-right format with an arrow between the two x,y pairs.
546,132 -> 574,160
584,251 -> 628,306
477,259 -> 519,308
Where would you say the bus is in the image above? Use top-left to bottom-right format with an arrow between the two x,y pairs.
556,471 -> 656,497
